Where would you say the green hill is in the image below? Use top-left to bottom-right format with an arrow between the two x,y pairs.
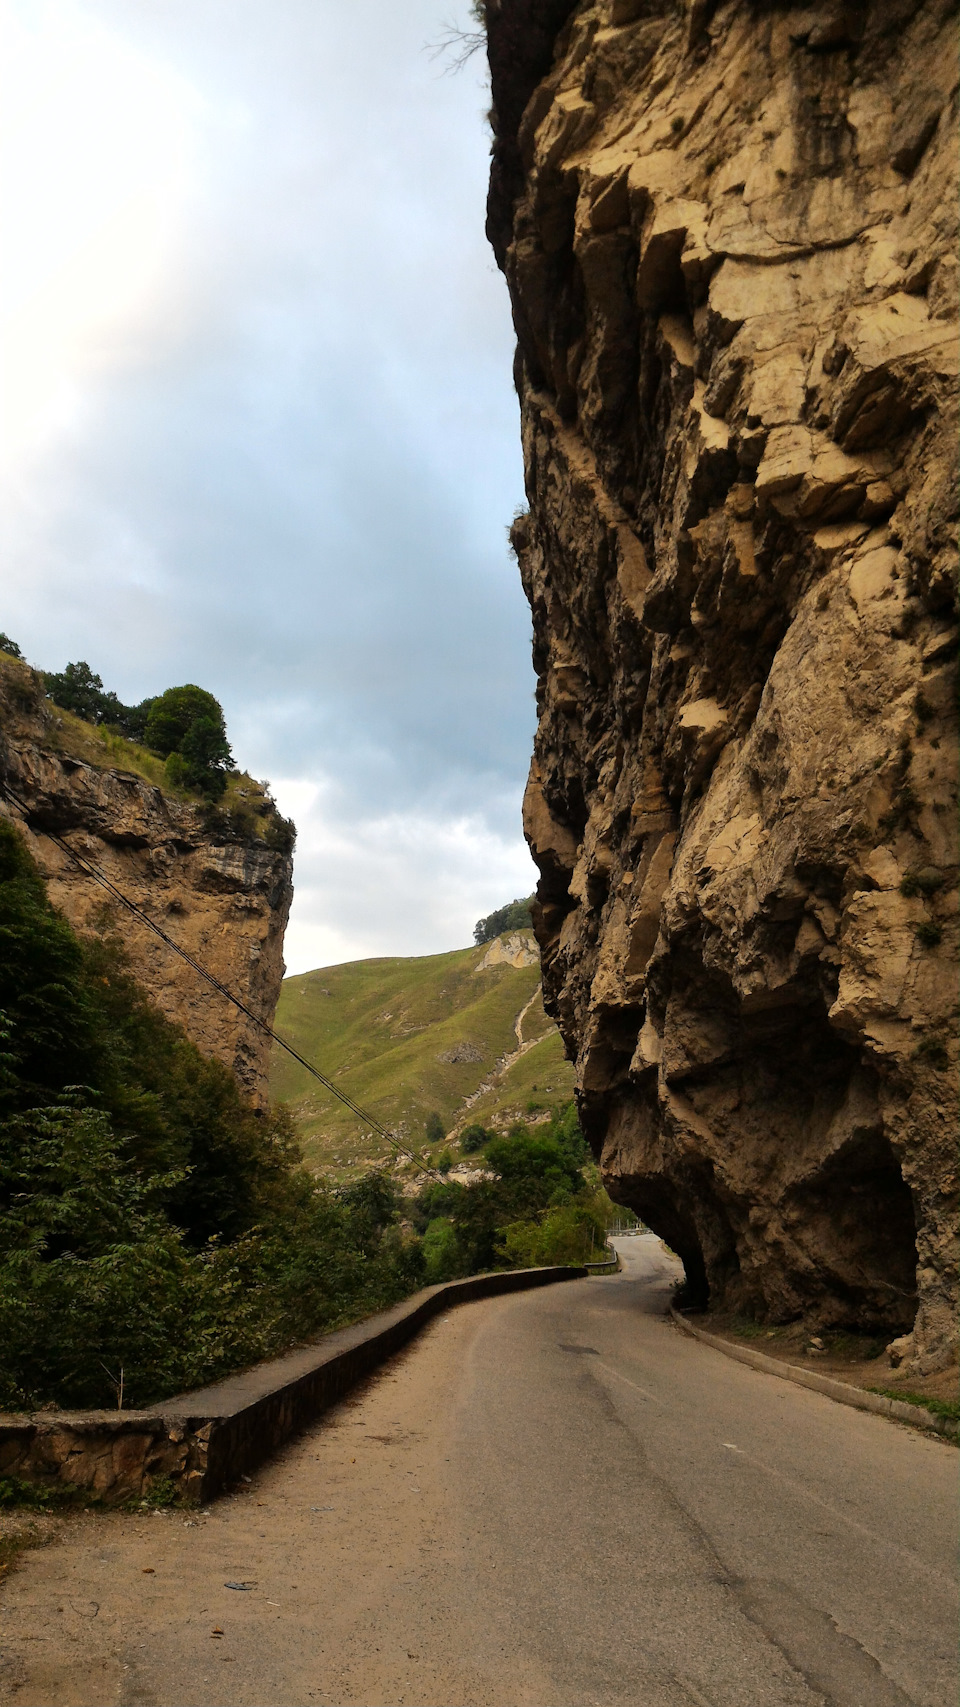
269,932 -> 576,1177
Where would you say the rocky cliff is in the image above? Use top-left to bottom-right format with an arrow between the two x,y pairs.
486,0 -> 958,1369
0,657 -> 293,1105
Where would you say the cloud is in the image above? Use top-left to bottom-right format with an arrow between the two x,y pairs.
271,775 -> 536,975
1,0 -> 538,965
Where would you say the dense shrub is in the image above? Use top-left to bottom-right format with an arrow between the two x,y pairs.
410,1105 -> 603,1274
424,1111 -> 446,1145
0,822 -> 422,1410
498,1203 -> 607,1268
460,1122 -> 491,1154
422,1217 -> 462,1284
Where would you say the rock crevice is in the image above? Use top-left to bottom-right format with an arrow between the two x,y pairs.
488,0 -> 958,1368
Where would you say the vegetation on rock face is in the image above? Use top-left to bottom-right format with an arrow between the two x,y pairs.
0,822 -> 607,1410
0,821 -> 419,1411
39,656 -> 235,800
473,896 -> 533,945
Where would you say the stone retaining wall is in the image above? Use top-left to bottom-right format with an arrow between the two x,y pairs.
0,1267 -> 585,1506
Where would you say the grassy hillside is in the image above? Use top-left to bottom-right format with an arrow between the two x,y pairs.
270,934 -> 576,1176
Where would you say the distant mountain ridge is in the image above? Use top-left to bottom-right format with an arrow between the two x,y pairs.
269,931 -> 575,1177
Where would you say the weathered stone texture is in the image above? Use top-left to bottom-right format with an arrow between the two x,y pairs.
0,663 -> 293,1104
488,0 -> 958,1369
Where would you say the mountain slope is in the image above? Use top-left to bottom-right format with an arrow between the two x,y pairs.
269,932 -> 575,1175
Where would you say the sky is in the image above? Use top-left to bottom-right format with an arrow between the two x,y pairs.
0,0 -> 538,973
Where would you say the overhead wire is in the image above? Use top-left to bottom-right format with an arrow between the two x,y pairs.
0,777 -> 442,1182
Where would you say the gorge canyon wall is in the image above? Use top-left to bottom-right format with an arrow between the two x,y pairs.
486,0 -> 958,1369
0,657 -> 293,1105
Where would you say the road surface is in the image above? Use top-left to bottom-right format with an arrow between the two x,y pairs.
0,1235 -> 955,1707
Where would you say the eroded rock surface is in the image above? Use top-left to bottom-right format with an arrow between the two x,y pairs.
487,0 -> 958,1368
0,661 -> 293,1104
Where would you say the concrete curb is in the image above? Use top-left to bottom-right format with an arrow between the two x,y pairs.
0,1266 -> 586,1505
670,1309 -> 958,1444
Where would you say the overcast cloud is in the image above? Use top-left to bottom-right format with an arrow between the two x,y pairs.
1,0 -> 536,971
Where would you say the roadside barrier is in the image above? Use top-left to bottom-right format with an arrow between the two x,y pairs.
0,1266 -> 588,1506
583,1251 -> 621,1274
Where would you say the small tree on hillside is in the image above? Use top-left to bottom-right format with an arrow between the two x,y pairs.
425,1111 -> 446,1146
0,634 -> 22,659
461,1123 -> 491,1154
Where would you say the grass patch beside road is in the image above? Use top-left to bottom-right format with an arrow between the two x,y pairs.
868,1389 -> 960,1421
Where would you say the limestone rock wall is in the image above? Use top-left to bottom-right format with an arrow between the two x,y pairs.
486,0 -> 959,1369
0,661 -> 293,1106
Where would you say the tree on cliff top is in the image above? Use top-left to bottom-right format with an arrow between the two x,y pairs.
42,667 -> 233,798
43,660 -> 154,741
473,896 -> 533,946
145,684 -> 229,755
145,685 -> 233,799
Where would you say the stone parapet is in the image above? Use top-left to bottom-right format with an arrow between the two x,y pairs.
0,1267 -> 585,1506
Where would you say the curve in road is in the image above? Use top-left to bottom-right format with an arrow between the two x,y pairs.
0,1236 -> 955,1707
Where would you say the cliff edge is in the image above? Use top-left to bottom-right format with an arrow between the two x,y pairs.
487,0 -> 958,1369
0,657 -> 293,1105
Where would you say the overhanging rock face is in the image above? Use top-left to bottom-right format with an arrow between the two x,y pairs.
486,0 -> 958,1370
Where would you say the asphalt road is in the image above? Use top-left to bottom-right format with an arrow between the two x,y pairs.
1,1236 -> 956,1707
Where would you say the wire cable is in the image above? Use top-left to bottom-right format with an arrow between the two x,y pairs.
0,777 -> 442,1181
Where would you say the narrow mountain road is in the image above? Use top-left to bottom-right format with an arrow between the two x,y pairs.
1,1238 -> 956,1707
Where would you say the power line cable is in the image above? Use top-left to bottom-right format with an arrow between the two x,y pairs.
0,777 -> 442,1181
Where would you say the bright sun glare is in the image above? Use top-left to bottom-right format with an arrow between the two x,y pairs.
0,1 -> 198,464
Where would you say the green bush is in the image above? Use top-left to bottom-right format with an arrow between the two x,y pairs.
916,921 -> 943,947
422,1217 -> 463,1283
498,1202 -> 606,1268
410,1104 -> 595,1274
0,1104 -> 424,1409
0,820 -> 424,1410
424,1111 -> 446,1145
460,1122 -> 491,1155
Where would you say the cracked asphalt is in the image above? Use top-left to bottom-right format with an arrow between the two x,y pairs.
0,1236 -> 956,1707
